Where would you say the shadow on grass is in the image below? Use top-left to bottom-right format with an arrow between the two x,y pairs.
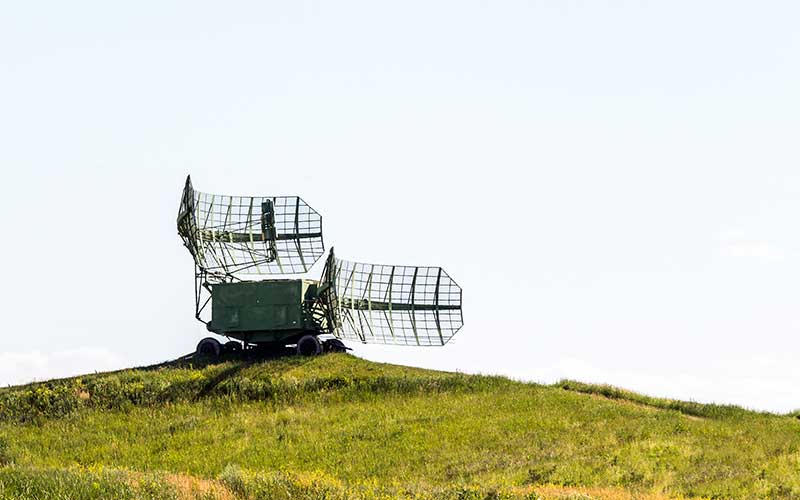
134,345 -> 313,371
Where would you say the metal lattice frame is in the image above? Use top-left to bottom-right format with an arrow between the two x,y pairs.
177,176 -> 324,279
329,253 -> 463,346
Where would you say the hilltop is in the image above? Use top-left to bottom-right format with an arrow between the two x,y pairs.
0,353 -> 799,499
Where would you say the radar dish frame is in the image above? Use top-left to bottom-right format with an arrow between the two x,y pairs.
322,250 -> 463,346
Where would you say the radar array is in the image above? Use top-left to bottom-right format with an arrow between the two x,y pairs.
178,176 -> 462,347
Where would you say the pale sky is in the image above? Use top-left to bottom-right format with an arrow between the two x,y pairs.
1,1 -> 799,412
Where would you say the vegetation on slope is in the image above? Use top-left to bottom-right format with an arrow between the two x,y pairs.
1,354 -> 799,499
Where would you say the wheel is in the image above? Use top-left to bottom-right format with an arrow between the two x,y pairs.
196,337 -> 221,357
223,340 -> 242,353
323,338 -> 349,353
296,334 -> 322,356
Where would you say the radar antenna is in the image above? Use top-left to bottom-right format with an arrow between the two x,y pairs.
319,249 -> 463,346
177,175 -> 324,277
177,175 -> 463,353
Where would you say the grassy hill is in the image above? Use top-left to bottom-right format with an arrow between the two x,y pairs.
0,353 -> 799,500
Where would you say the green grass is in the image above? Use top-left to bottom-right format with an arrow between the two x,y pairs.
554,380 -> 761,420
0,466 -> 197,500
1,353 -> 799,499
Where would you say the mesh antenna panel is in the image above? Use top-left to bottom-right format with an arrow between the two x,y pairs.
322,250 -> 463,346
177,176 -> 324,277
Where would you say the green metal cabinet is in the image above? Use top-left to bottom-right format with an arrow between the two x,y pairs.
208,280 -> 319,344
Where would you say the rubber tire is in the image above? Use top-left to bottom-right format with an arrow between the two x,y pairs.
323,338 -> 348,353
296,335 -> 322,356
196,337 -> 221,357
224,340 -> 242,353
